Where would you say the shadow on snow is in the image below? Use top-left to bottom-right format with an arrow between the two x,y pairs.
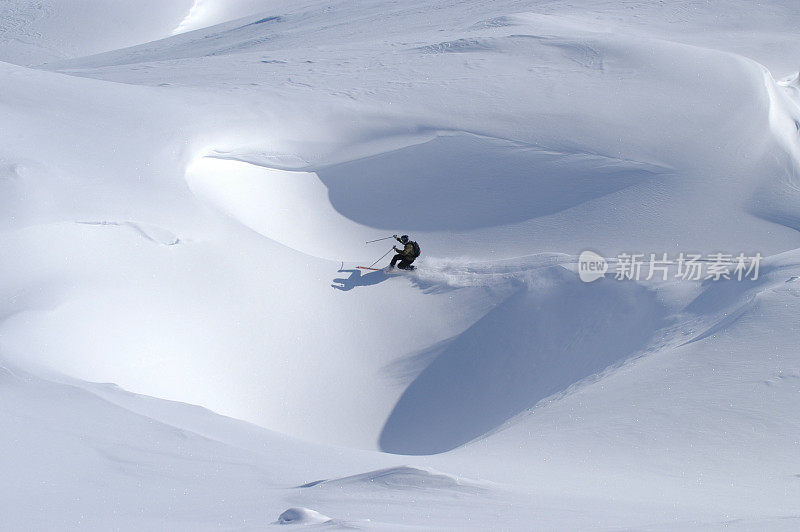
331,267 -> 390,291
379,267 -> 668,455
316,133 -> 668,231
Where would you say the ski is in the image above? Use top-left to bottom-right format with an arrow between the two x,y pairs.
356,266 -> 382,271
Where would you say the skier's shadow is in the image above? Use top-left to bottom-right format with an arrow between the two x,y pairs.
331,266 -> 389,291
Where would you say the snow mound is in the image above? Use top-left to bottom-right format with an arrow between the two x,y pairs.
276,507 -> 331,525
298,466 -> 486,493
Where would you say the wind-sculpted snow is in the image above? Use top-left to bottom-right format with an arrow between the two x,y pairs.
414,34 -> 604,70
185,135 -> 669,260
297,465 -> 487,493
61,6 -> 800,258
4,0 -> 800,529
739,69 -> 800,233
381,265 -> 669,454
316,134 -> 668,231
680,249 -> 800,344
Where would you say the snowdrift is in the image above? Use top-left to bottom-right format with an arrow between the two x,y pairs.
2,0 -> 800,529
380,266 -> 668,454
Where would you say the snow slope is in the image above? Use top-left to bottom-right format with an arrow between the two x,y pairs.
0,1 -> 192,65
2,0 -> 800,529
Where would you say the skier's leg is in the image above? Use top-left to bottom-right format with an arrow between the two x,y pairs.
390,254 -> 402,268
398,259 -> 413,270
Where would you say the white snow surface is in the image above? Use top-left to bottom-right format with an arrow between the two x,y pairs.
2,0 -> 800,529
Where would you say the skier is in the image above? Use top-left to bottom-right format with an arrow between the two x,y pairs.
390,234 -> 421,270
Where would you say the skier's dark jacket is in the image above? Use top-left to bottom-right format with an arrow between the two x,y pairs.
398,242 -> 416,258
394,236 -> 419,259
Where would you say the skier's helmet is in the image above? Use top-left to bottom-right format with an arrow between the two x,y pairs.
400,235 -> 409,244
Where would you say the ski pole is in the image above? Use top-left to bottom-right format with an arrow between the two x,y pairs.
365,235 -> 395,244
369,247 -> 395,268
